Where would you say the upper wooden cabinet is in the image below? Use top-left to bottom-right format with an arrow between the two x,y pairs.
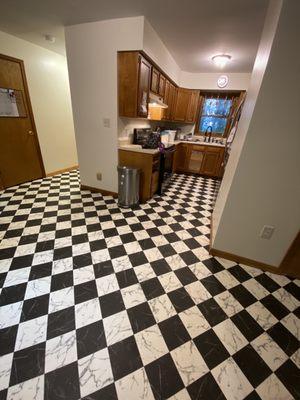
151,68 -> 160,94
118,51 -> 199,123
172,88 -> 200,123
118,52 -> 151,118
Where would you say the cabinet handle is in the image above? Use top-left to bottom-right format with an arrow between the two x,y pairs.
28,130 -> 34,136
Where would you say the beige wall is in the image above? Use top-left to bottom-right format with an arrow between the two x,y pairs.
180,71 -> 251,90
212,0 -> 300,267
0,30 -> 78,174
65,17 -> 144,192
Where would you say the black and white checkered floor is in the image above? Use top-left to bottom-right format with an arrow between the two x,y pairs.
0,170 -> 299,400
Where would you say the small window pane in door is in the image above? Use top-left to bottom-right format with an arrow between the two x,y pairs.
0,88 -> 26,117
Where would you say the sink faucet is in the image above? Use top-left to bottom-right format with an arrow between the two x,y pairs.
204,126 -> 213,143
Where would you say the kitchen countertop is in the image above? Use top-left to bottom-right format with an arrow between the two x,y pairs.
119,140 -> 225,154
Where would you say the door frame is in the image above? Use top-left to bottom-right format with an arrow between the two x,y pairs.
0,53 -> 45,187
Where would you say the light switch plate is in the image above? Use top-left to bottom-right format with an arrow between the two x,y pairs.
103,118 -> 110,128
260,225 -> 275,239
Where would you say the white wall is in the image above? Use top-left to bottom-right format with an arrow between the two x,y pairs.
65,17 -> 144,192
212,0 -> 300,267
0,31 -> 78,174
143,19 -> 181,85
180,72 -> 250,90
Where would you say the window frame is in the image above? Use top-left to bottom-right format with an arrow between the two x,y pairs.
195,90 -> 243,137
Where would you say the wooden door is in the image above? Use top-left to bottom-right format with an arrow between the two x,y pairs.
0,54 -> 44,189
150,68 -> 159,94
186,90 -> 200,123
201,148 -> 221,176
279,232 -> 300,278
137,55 -> 151,118
172,88 -> 191,122
187,145 -> 205,173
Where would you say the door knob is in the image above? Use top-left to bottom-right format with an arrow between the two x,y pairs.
28,130 -> 34,136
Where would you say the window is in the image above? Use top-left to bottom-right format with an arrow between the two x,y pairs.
196,93 -> 237,136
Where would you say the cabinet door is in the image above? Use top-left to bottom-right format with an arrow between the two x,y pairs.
187,146 -> 205,173
137,56 -> 151,117
158,74 -> 166,97
162,80 -> 176,121
186,90 -> 200,123
173,144 -> 189,172
151,68 -> 159,94
172,88 -> 191,121
201,149 -> 221,176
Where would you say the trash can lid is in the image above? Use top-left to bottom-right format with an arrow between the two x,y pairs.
117,165 -> 140,172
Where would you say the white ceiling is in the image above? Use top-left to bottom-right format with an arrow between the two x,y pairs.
0,0 -> 268,73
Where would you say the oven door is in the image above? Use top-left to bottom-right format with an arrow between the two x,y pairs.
157,146 -> 175,194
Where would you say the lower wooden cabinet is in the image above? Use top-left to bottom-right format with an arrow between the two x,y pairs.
118,149 -> 160,203
173,143 -> 225,178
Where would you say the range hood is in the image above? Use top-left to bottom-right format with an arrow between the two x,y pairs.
148,93 -> 168,109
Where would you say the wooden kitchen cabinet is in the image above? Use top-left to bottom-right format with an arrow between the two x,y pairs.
118,52 -> 151,118
158,74 -> 166,97
162,80 -> 176,121
173,143 -> 225,178
118,149 -> 160,203
151,68 -> 160,94
173,143 -> 189,172
172,88 -> 200,123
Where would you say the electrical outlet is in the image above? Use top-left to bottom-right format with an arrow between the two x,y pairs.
103,118 -> 110,128
96,172 -> 102,181
260,225 -> 275,239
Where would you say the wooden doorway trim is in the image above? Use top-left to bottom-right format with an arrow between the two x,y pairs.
278,231 -> 300,279
0,53 -> 45,179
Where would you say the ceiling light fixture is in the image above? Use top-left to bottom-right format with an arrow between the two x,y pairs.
212,54 -> 231,68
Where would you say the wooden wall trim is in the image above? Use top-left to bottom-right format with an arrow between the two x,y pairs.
209,247 -> 288,276
80,184 -> 118,198
46,165 -> 79,177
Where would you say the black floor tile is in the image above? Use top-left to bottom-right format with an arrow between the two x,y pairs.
10,342 -> 45,385
267,322 -> 299,356
45,362 -> 80,400
187,372 -> 226,400
228,265 -> 251,283
0,283 -> 27,306
198,298 -> 227,327
47,306 -> 75,339
231,310 -> 264,341
76,320 -> 107,359
93,261 -> 114,278
116,269 -> 138,289
276,360 -> 300,399
109,336 -> 142,381
159,315 -> 190,351
127,302 -> 156,333
201,275 -> 226,296
194,329 -> 230,370
50,271 -> 74,292
261,294 -> 290,320
168,287 -> 194,312
202,258 -> 224,274
99,291 -> 125,318
145,353 -> 184,400
81,383 -> 118,400
175,267 -> 197,285
0,325 -> 18,356
141,278 -> 165,300
233,344 -> 272,387
230,284 -> 257,308
150,259 -> 172,276
21,294 -> 49,322
255,274 -> 280,292
74,280 -> 98,304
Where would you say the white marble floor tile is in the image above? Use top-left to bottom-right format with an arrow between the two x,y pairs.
91,249 -> 110,264
0,301 -> 23,329
135,324 -> 169,365
115,367 -> 155,400
0,353 -> 13,391
189,263 -> 212,280
25,276 -> 51,300
212,357 -> 252,400
214,270 -> 239,289
73,265 -> 95,286
213,319 -> 247,355
134,263 -> 156,283
45,331 -> 77,373
167,388 -> 191,400
15,315 -> 47,351
158,272 -> 182,293
185,281 -> 212,304
251,333 -> 288,371
179,306 -> 210,338
256,373 -> 293,400
96,274 -> 119,297
291,348 -> 300,368
148,294 -> 177,323
281,313 -> 300,340
103,310 -> 133,346
121,283 -> 147,309
273,288 -> 299,311
3,267 -> 31,288
243,279 -> 270,300
75,297 -> 102,329
214,291 -> 243,317
48,286 -> 74,313
6,375 -> 44,400
247,302 -> 278,330
78,348 -> 113,398
52,257 -> 73,275
111,256 -> 132,272
171,341 -> 209,386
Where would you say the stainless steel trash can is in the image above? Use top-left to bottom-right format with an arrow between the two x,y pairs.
117,166 -> 140,208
